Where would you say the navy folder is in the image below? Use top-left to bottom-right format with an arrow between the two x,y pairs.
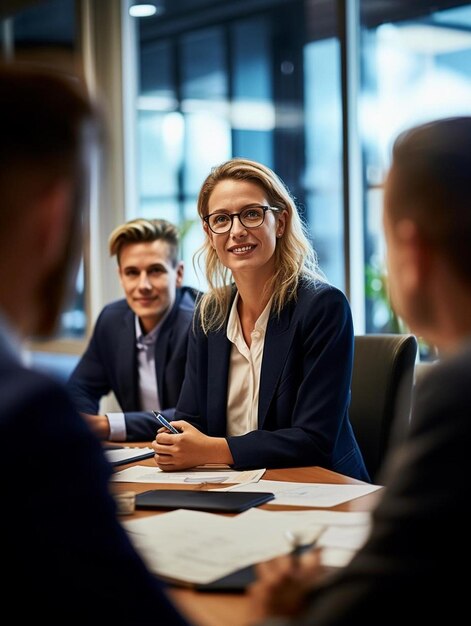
135,489 -> 275,513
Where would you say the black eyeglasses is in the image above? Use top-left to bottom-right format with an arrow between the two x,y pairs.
203,205 -> 280,234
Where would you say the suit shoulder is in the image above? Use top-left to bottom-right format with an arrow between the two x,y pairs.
297,279 -> 351,311
178,286 -> 200,312
0,364 -> 77,429
291,281 -> 352,337
99,299 -> 130,317
94,300 -> 132,329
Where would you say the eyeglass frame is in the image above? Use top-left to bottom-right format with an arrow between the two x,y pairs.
202,204 -> 281,234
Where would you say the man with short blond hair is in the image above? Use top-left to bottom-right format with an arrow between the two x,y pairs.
68,217 -> 198,441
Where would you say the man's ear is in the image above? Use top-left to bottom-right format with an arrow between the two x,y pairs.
395,218 -> 428,291
36,180 -> 73,272
176,261 -> 184,287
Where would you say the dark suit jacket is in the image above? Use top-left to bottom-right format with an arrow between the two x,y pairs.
67,287 -> 197,441
0,348 -> 188,624
176,280 -> 369,480
260,343 -> 471,625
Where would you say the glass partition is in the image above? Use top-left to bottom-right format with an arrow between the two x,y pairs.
360,2 -> 471,343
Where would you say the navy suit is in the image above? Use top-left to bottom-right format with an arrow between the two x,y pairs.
0,346 -> 188,624
67,287 -> 197,441
176,280 -> 369,480
256,343 -> 471,625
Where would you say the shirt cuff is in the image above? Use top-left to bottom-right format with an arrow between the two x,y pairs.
106,412 -> 127,441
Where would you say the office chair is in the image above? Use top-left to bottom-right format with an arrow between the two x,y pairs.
350,334 -> 418,483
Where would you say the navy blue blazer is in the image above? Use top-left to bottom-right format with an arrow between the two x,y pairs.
67,287 -> 197,441
0,348 -> 189,624
176,280 -> 369,480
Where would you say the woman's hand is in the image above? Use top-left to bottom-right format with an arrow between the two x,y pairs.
151,421 -> 233,470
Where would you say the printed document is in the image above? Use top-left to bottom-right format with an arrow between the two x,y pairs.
122,507 -> 371,585
217,479 -> 382,507
123,508 -> 325,585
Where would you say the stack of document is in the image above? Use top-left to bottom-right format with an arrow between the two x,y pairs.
122,508 -> 371,586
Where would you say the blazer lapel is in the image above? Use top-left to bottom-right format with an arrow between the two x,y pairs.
154,294 -> 181,405
207,328 -> 231,437
154,330 -> 168,404
258,302 -> 294,429
116,310 -> 139,409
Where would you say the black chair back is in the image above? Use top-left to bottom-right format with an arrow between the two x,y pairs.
350,334 -> 418,482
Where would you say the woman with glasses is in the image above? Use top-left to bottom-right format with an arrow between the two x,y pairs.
151,158 -> 369,480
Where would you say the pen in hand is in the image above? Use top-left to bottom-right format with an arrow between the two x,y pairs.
284,530 -> 304,564
152,411 -> 180,434
284,527 -> 326,563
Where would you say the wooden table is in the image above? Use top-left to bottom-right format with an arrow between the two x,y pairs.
110,453 -> 381,626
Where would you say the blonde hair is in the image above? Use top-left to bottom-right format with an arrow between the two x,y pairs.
108,218 -> 180,267
195,158 -> 324,333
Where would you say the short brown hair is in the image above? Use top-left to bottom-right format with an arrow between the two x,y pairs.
388,116 -> 471,288
0,63 -> 99,235
0,62 -> 101,337
109,218 -> 180,267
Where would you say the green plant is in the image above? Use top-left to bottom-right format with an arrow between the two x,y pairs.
365,263 -> 436,361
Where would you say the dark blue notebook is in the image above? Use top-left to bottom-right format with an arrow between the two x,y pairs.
135,489 -> 275,513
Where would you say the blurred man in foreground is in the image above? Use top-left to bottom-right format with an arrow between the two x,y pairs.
0,63 -> 189,624
249,116 -> 471,624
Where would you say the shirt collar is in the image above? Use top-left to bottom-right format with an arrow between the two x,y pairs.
254,295 -> 273,333
227,292 -> 273,344
135,310 -> 170,349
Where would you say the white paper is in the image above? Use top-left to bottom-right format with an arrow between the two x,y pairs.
232,509 -> 371,551
321,547 -> 357,568
123,509 -> 319,584
318,524 -> 370,550
104,447 -> 154,465
111,465 -> 266,485
217,479 -> 382,507
247,509 -> 370,526
122,507 -> 369,585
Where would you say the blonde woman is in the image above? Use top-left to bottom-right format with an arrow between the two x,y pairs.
152,158 -> 369,480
